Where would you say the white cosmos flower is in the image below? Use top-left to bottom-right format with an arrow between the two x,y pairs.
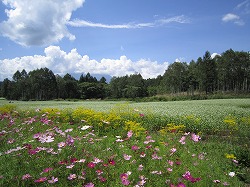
81,125 -> 92,130
228,172 -> 235,177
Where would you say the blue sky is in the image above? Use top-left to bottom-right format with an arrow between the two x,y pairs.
0,0 -> 249,81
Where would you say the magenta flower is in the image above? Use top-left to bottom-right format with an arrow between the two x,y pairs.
131,145 -> 139,151
34,177 -> 47,183
182,171 -> 201,183
108,159 -> 116,165
120,173 -> 128,180
121,179 -> 130,186
177,182 -> 186,187
87,162 -> 96,168
43,167 -> 53,173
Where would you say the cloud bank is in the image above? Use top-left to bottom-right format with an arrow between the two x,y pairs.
0,0 -> 84,46
0,46 -> 169,81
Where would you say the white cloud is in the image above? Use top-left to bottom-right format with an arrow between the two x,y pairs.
236,0 -> 250,14
222,13 -> 245,26
67,15 -> 190,28
211,53 -> 221,59
0,45 -> 169,80
0,0 -> 84,46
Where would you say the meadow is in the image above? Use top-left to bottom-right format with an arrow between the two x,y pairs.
0,99 -> 250,186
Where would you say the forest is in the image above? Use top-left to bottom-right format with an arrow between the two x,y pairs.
0,49 -> 249,100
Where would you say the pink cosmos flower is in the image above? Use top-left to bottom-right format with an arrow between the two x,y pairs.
179,136 -> 186,144
123,154 -> 132,160
191,133 -> 200,142
127,130 -> 133,138
120,173 -> 128,180
68,174 -> 77,180
85,182 -> 95,187
22,174 -> 32,180
34,177 -> 47,183
43,167 -> 53,173
48,176 -> 58,183
58,142 -> 66,148
182,171 -> 201,183
131,145 -> 139,151
170,148 -> 177,155
138,164 -> 143,171
121,179 -> 130,186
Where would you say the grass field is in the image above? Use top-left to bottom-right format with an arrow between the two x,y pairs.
0,99 -> 250,186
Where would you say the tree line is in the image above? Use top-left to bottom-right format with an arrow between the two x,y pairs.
0,49 -> 249,100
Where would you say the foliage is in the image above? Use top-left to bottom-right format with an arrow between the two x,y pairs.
1,49 -> 249,101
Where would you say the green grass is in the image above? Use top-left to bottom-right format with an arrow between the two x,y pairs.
0,99 -> 250,186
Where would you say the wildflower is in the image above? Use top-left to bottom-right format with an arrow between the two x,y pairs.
108,159 -> 116,165
85,182 -> 95,187
152,152 -> 162,160
68,174 -> 77,180
93,157 -> 103,164
140,152 -> 146,157
87,162 -> 96,168
81,125 -> 92,130
228,172 -> 235,177
182,171 -> 201,183
170,148 -> 177,155
138,164 -> 143,171
123,154 -> 132,160
139,113 -> 145,117
191,133 -> 200,142
78,159 -> 86,163
39,135 -> 54,143
22,174 -> 32,180
58,142 -> 66,148
120,173 -> 128,180
96,169 -> 103,175
177,182 -> 186,187
223,182 -> 230,186
127,130 -> 133,138
167,168 -> 173,172
65,128 -> 73,132
70,158 -> 78,163
66,135 -> 74,146
99,176 -> 107,182
168,160 -> 174,166
48,176 -> 58,183
34,177 -> 47,183
225,153 -> 236,159
213,180 -> 220,183
43,167 -> 53,173
179,136 -> 186,144
121,179 -> 130,186
116,139 -> 124,142
66,164 -> 75,169
131,145 -> 139,151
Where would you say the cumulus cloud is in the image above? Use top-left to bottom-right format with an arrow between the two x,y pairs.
211,53 -> 221,59
67,15 -> 190,28
0,45 -> 169,80
222,13 -> 245,26
0,0 -> 84,46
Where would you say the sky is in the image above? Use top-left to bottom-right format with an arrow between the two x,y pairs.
0,0 -> 249,81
